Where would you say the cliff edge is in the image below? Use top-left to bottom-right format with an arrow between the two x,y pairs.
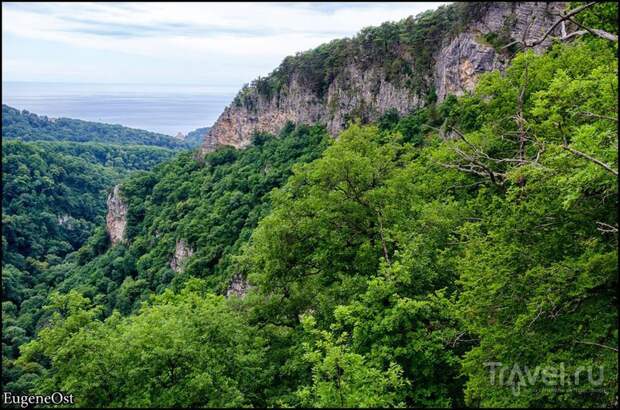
201,2 -> 565,155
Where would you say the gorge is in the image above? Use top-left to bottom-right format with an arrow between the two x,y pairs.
3,1 -> 618,408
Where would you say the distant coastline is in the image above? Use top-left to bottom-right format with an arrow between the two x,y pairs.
2,81 -> 235,135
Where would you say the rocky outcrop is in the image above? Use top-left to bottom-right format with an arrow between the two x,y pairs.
170,239 -> 194,273
106,185 -> 127,245
434,32 -> 501,102
57,214 -> 71,226
226,273 -> 252,298
202,65 -> 421,153
434,2 -> 561,100
201,2 -> 564,155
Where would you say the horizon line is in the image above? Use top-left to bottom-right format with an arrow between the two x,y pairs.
2,80 -> 240,88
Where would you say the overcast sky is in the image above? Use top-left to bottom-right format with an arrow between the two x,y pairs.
2,2 -> 448,92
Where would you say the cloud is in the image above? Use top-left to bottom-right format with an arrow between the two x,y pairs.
2,2 -> 449,84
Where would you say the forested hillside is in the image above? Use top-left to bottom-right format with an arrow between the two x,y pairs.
2,105 -> 190,149
2,1 -> 618,408
2,139 -> 180,270
44,124 -> 328,311
2,106 -> 188,394
1,138 -> 183,390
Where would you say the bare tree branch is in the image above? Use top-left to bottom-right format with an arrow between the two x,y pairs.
447,331 -> 479,347
596,221 -> 619,233
376,210 -> 391,266
502,2 -> 617,50
560,20 -> 567,38
441,162 -> 493,178
576,340 -> 619,352
527,304 -> 545,329
576,111 -> 618,122
562,144 -> 618,176
567,14 -> 619,41
587,28 -> 619,42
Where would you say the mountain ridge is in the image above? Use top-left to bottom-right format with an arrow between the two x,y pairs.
200,1 -> 565,155
2,104 -> 191,149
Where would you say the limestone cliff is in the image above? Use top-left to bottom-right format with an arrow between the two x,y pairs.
226,273 -> 252,298
201,2 -> 565,155
434,2 -> 562,101
106,185 -> 127,245
170,239 -> 194,273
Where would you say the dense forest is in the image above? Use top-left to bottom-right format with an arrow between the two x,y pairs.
2,2 -> 618,408
2,111 -> 187,395
2,105 -> 190,149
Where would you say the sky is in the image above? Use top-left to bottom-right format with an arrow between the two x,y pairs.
2,2 -> 448,93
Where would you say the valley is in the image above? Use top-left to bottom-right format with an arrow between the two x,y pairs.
1,1 -> 618,408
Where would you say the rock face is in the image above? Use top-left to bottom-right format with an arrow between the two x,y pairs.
106,185 -> 127,245
434,2 -> 561,101
226,273 -> 252,298
201,2 -> 564,156
57,214 -> 71,226
170,239 -> 194,273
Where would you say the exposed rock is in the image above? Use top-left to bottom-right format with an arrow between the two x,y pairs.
325,65 -> 421,136
434,31 -> 501,101
57,214 -> 71,226
226,273 -> 252,298
106,185 -> 127,246
434,2 -> 563,100
201,2 -> 565,156
170,239 -> 194,273
175,132 -> 186,140
201,65 -> 419,154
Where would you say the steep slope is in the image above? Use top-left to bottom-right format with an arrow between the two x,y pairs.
16,34 -> 618,405
8,2 -> 617,406
201,2 -> 564,155
43,124 -> 330,316
1,111 -> 183,393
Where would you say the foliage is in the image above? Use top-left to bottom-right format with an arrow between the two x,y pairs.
48,124 -> 330,316
243,38 -> 617,407
2,104 -> 190,149
18,281 -> 267,407
29,140 -> 180,171
234,2 -> 490,104
294,315 -> 408,408
2,136 -> 182,393
571,1 -> 618,35
5,17 -> 619,409
2,141 -> 116,272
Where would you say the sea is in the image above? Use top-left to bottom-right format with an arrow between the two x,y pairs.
2,81 -> 237,136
